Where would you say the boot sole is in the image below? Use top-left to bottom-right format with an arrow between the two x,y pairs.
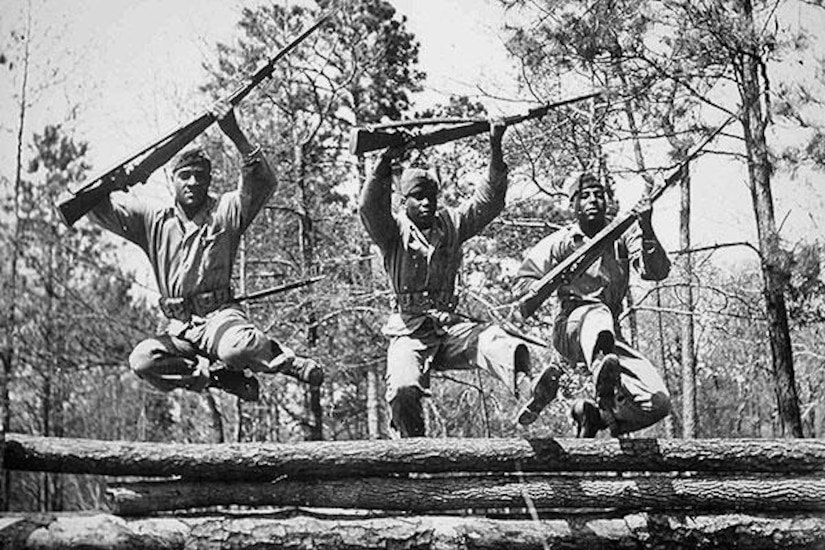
516,366 -> 560,426
595,354 -> 620,400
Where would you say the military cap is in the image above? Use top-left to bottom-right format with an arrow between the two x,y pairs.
567,172 -> 604,199
399,168 -> 438,197
172,147 -> 212,173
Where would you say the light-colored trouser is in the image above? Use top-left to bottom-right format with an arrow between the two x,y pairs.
555,303 -> 671,434
386,321 -> 529,436
129,304 -> 281,393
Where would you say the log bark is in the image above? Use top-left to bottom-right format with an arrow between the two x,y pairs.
106,474 -> 825,516
6,434 -> 825,481
2,512 -> 824,550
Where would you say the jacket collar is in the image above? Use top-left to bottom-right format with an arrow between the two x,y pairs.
398,210 -> 446,249
174,195 -> 216,226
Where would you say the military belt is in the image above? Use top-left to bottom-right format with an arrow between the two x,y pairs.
159,287 -> 234,321
392,290 -> 457,314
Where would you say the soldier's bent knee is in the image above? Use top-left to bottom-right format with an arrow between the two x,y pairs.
129,339 -> 159,377
216,328 -> 268,368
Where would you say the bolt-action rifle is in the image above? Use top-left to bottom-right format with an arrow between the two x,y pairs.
56,13 -> 330,227
515,116 -> 736,320
235,275 -> 325,303
349,91 -> 603,156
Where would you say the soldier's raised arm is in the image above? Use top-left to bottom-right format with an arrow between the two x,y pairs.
358,145 -> 405,252
627,195 -> 671,281
455,120 -> 508,242
211,101 -> 276,231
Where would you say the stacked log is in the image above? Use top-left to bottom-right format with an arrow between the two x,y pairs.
6,512 -> 825,550
7,434 -> 825,479
2,433 -> 824,549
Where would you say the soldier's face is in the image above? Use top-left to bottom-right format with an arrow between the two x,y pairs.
172,167 -> 211,211
405,183 -> 438,229
576,183 -> 607,225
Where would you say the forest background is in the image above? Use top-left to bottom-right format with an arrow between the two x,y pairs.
1,0 -> 824,512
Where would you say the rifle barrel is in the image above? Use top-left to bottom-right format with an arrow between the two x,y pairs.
235,275 -> 326,303
227,12 -> 331,106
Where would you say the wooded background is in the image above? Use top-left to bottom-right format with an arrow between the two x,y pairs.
1,0 -> 824,513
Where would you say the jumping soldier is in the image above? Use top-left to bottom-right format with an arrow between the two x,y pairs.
515,172 -> 672,437
87,102 -> 323,401
358,121 -> 561,437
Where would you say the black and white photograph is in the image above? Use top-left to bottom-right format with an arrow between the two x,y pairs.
1,0 -> 824,547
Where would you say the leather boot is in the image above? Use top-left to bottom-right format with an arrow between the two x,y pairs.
516,364 -> 561,425
390,386 -> 425,437
570,398 -> 607,437
278,356 -> 324,386
209,368 -> 260,401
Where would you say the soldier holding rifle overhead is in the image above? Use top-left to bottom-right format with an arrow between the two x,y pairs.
87,101 -> 323,401
358,120 -> 562,437
514,172 -> 672,437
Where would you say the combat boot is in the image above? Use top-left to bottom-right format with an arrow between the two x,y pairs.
593,353 -> 621,435
279,356 -> 324,386
594,352 -> 620,404
570,398 -> 607,437
516,364 -> 561,425
209,368 -> 260,401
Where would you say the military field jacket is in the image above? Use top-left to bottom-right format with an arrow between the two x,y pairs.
89,150 -> 276,301
516,220 -> 671,321
360,158 -> 508,336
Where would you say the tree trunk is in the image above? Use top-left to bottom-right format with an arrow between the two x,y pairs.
2,2 -> 33,513
107,473 -> 825,516
680,168 -> 698,438
7,434 -> 825,480
294,141 -> 323,442
612,49 -> 657,354
4,512 -> 823,550
365,363 -> 381,439
654,286 -> 676,437
735,0 -> 803,438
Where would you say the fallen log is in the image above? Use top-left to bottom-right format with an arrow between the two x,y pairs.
6,434 -> 825,481
106,473 -> 825,516
4,512 -> 824,550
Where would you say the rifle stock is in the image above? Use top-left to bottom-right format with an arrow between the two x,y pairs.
57,114 -> 214,226
348,128 -> 408,155
56,13 -> 330,227
350,121 -> 490,155
349,91 -> 603,156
